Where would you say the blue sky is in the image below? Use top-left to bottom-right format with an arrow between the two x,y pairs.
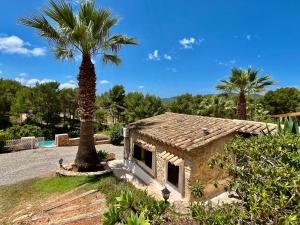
0,0 -> 299,98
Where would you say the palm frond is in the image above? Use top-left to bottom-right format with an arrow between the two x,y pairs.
54,46 -> 74,60
44,0 -> 76,29
18,14 -> 61,42
102,54 -> 121,65
102,35 -> 137,53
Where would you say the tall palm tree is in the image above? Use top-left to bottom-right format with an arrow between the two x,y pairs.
216,67 -> 275,120
19,0 -> 137,171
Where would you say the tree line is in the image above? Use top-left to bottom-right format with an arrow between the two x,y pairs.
0,68 -> 299,136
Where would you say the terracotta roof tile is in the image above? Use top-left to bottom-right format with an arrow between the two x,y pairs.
128,112 -> 277,151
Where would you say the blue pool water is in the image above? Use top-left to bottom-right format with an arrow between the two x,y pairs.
39,140 -> 55,147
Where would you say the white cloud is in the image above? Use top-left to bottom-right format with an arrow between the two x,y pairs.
59,80 -> 77,89
179,37 -> 196,49
15,77 -> 27,85
246,34 -> 251,40
26,78 -> 55,87
138,85 -> 144,89
166,67 -> 178,73
100,80 -> 110,84
163,54 -> 172,60
0,35 -> 46,56
216,59 -> 236,67
0,70 -> 2,75
65,75 -> 73,79
148,50 -> 160,61
15,75 -> 55,87
19,72 -> 27,77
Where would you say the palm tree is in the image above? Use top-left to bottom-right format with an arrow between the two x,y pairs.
216,67 -> 275,120
19,0 -> 137,171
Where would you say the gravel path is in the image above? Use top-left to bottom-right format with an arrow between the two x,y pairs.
0,144 -> 123,186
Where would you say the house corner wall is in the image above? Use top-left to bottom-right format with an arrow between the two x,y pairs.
188,133 -> 235,199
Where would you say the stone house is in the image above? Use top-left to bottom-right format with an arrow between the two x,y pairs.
124,112 -> 277,201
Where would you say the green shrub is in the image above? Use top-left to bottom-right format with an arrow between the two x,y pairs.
109,123 -> 123,145
97,150 -> 108,161
99,176 -> 168,225
68,130 -> 80,138
6,125 -> 42,139
196,133 -> 300,224
190,180 -> 204,201
0,130 -> 12,153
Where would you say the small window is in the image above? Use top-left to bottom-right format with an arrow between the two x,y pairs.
144,150 -> 153,168
133,143 -> 152,169
133,144 -> 142,160
167,162 -> 179,187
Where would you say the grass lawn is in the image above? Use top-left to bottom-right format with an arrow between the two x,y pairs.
0,175 -> 101,220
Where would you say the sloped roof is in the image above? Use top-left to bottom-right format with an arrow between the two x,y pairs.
128,112 -> 277,151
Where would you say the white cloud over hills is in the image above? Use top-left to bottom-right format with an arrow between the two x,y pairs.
0,35 -> 46,56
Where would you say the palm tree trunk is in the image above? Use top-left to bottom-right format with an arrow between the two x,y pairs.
75,54 -> 99,171
237,92 -> 247,120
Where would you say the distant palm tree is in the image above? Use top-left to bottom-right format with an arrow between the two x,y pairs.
216,67 -> 275,120
198,95 -> 235,118
19,0 -> 137,171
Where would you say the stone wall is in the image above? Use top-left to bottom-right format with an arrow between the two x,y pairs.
187,133 -> 236,199
55,134 -> 110,147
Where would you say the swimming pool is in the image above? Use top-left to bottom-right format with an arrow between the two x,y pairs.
39,140 -> 55,147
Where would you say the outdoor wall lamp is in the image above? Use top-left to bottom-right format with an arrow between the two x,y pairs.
59,158 -> 63,168
161,187 -> 171,204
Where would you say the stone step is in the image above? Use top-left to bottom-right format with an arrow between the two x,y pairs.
53,199 -> 106,214
44,189 -> 98,212
41,184 -> 89,207
46,209 -> 106,225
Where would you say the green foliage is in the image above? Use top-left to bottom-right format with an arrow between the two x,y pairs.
124,92 -> 165,123
189,201 -> 247,225
109,123 -> 123,145
95,108 -> 108,131
0,130 -> 13,152
11,82 -> 62,127
103,207 -> 120,225
59,88 -> 79,128
0,79 -> 22,129
167,93 -> 194,114
205,134 -> 300,224
98,176 -> 168,225
190,180 -> 204,201
6,125 -> 43,139
103,191 -> 159,225
263,87 -> 300,115
278,117 -> 299,134
125,213 -> 150,225
97,150 -> 109,161
68,130 -> 80,138
216,67 -> 275,119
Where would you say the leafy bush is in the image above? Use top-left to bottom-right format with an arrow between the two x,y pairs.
190,180 -> 204,201
278,117 -> 299,134
103,191 -> 154,225
109,123 -> 123,145
6,125 -> 42,139
68,130 -> 80,138
97,150 -> 108,161
99,176 -> 168,225
191,134 -> 300,224
0,130 -> 12,153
